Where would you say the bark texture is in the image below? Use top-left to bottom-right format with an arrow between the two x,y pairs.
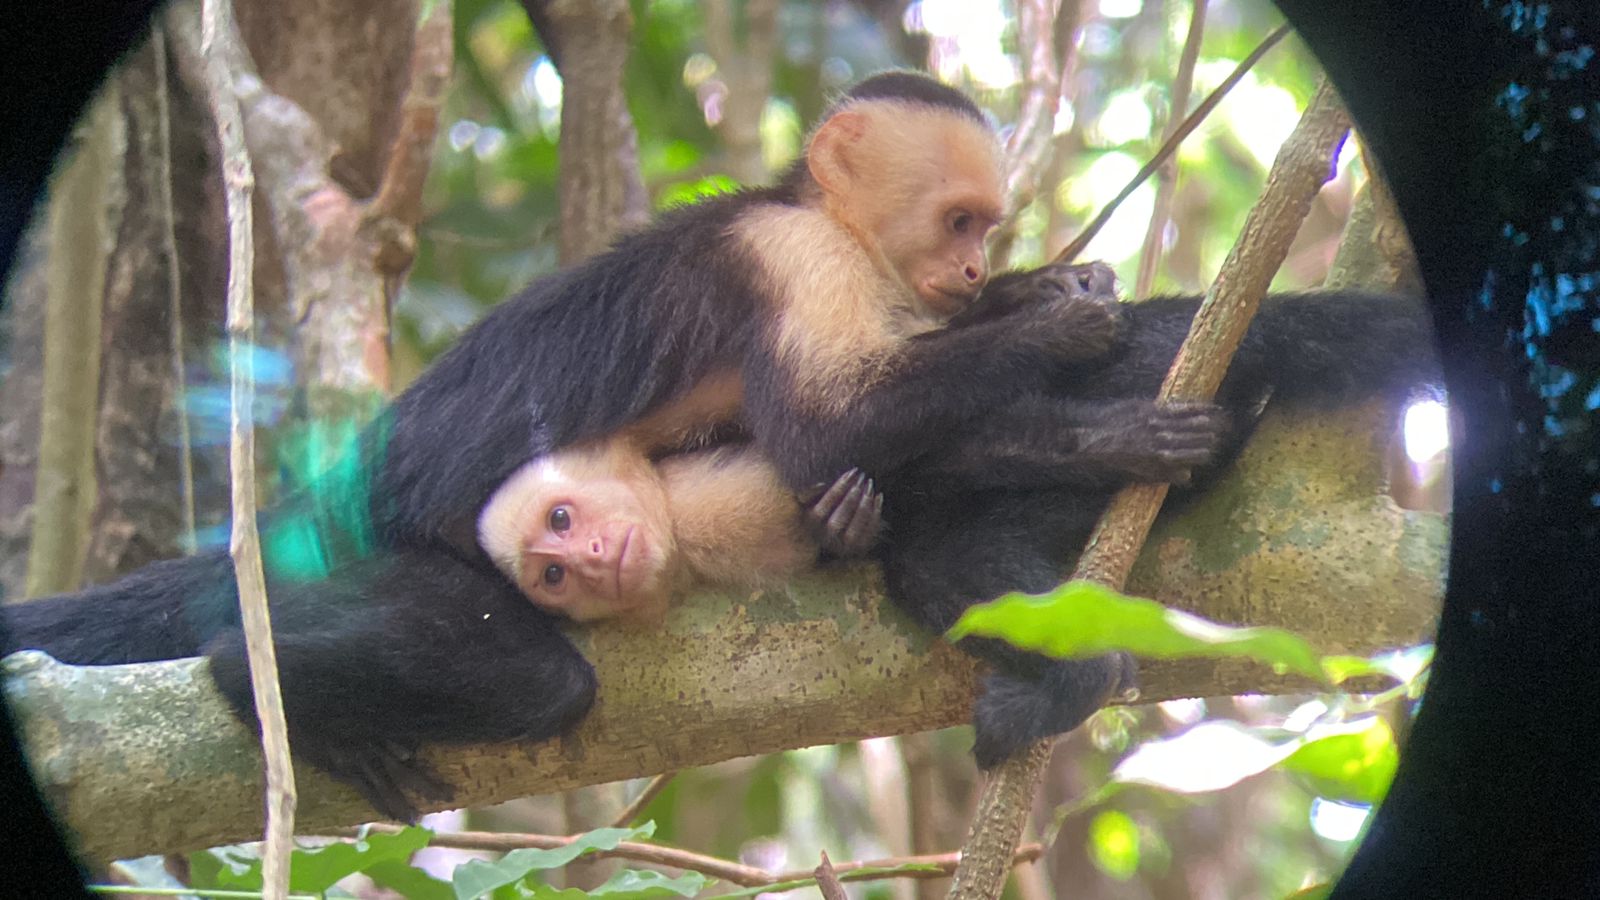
7,452 -> 1441,861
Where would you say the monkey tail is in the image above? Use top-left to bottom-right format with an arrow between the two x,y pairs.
1,550 -> 237,665
1230,291 -> 1441,406
1097,291 -> 1442,409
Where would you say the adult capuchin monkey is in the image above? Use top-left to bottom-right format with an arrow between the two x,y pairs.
7,72 -> 1115,820
477,444 -> 881,623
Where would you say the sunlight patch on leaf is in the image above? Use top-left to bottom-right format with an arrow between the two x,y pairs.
948,580 -> 1324,679
1282,717 -> 1399,804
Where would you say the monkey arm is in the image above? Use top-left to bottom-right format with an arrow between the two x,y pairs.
747,296 -> 1126,487
903,396 -> 1230,492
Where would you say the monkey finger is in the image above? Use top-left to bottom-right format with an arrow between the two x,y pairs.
353,756 -> 421,824
379,750 -> 454,806
820,474 -> 873,551
805,468 -> 865,520
834,481 -> 885,556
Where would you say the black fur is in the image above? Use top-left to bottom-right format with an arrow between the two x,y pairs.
2,72 -> 1111,820
875,263 -> 1440,767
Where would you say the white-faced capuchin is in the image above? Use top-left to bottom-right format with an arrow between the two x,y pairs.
476,444 -> 880,623
7,72 -> 1118,821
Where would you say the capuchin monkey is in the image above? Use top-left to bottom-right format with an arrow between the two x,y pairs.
870,261 -> 1441,767
477,445 -> 881,623
7,72 -> 1116,820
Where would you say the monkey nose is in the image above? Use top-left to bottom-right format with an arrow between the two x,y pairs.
587,537 -> 605,556
964,263 -> 984,283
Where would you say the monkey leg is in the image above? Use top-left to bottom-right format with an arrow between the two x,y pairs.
880,489 -> 1136,768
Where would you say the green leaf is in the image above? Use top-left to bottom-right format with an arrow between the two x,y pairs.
1087,810 -> 1141,880
288,825 -> 434,893
451,825 -> 655,900
1282,717 -> 1399,804
949,580 -> 1325,679
365,858 -> 455,900
191,828 -> 435,895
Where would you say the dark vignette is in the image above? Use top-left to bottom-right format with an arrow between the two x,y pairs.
0,2 -> 1597,896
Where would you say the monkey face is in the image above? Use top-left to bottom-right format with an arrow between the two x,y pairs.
817,105 -> 1003,320
512,476 -> 674,622
478,456 -> 677,622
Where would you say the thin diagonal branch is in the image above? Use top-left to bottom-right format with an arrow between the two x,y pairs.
198,0 -> 297,896
1134,0 -> 1209,298
1054,22 -> 1292,264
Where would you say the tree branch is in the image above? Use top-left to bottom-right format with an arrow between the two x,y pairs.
26,87 -> 120,598
8,406 -> 1439,864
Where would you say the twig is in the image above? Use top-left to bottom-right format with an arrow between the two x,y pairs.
948,75 -> 1351,900
198,0 -> 297,896
367,0 -> 453,282
340,824 -> 771,887
815,851 -> 848,900
1053,21 -> 1292,264
149,26 -> 198,556
1002,0 -> 1068,215
609,771 -> 677,828
1134,0 -> 1209,299
339,824 -> 1043,890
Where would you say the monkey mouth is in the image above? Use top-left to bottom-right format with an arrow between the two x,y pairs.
614,527 -> 636,600
923,286 -> 976,318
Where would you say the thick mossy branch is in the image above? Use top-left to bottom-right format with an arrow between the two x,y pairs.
4,400 -> 1443,862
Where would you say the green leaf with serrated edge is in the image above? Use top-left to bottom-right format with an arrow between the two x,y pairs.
186,848 -> 232,890
191,848 -> 266,891
521,869 -> 708,898
451,825 -> 655,900
365,858 -> 454,900
289,825 -> 434,892
1281,717 -> 1399,804
192,828 -> 435,894
949,580 -> 1324,679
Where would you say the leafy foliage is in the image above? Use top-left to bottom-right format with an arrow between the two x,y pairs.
948,579 -> 1328,679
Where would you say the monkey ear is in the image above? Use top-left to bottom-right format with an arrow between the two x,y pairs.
806,110 -> 868,194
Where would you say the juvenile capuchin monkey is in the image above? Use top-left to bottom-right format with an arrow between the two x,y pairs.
476,445 -> 881,623
10,72 -> 1113,820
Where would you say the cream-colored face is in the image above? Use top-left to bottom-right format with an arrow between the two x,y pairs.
478,454 -> 676,622
807,101 -> 1005,319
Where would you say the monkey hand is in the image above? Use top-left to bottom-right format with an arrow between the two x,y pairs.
1015,279 -> 1126,363
302,736 -> 454,824
800,468 -> 884,558
1076,399 -> 1231,484
957,259 -> 1121,325
1031,259 -> 1121,308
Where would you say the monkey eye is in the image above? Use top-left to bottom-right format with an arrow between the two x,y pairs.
948,210 -> 974,235
548,505 -> 573,533
543,563 -> 566,587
